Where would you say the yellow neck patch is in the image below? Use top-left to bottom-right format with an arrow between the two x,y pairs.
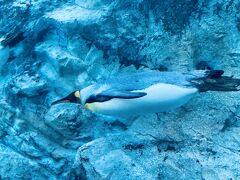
85,103 -> 96,111
74,91 -> 80,98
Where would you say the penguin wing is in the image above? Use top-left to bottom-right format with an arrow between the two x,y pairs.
98,90 -> 147,99
86,90 -> 147,103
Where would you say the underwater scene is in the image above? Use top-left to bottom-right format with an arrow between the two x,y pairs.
1,0 -> 240,179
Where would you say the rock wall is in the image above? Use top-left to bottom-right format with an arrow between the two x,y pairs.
0,0 -> 240,179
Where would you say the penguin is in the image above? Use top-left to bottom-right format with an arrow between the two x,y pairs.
51,70 -> 240,118
0,38 -> 10,71
0,32 -> 25,72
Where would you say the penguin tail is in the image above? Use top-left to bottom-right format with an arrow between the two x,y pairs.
192,70 -> 240,92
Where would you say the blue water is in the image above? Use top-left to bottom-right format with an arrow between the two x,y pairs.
0,0 -> 240,179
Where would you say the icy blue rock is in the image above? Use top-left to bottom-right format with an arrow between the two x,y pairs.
9,72 -> 47,97
45,104 -> 82,138
1,0 -> 240,179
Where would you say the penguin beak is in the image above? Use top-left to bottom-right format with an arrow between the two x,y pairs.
51,97 -> 71,105
51,91 -> 81,106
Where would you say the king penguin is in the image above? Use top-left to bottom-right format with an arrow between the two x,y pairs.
0,38 -> 10,71
52,70 -> 240,118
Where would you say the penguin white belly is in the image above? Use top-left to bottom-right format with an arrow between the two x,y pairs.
88,83 -> 198,117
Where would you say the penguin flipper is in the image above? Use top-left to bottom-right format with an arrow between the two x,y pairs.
98,90 -> 147,99
85,90 -> 147,103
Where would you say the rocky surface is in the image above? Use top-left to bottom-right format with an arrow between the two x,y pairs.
1,0 -> 240,179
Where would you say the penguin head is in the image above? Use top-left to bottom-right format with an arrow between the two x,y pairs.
51,90 -> 81,105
